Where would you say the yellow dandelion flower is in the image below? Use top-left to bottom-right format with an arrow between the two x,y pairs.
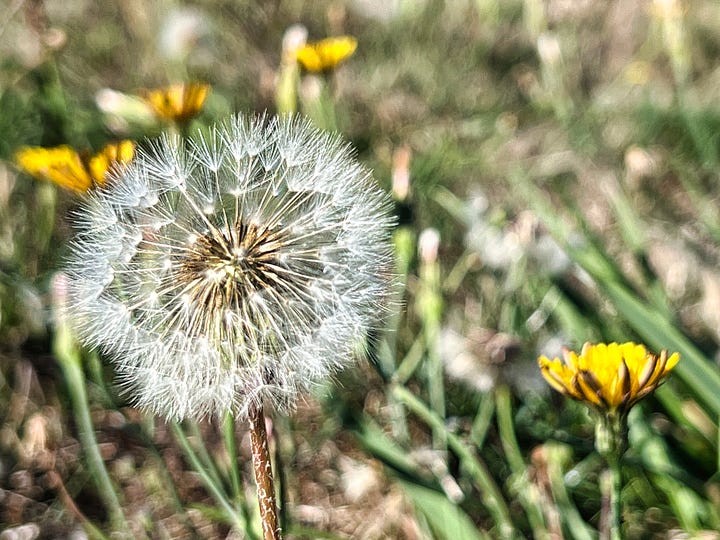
15,141 -> 136,193
296,36 -> 357,73
538,342 -> 679,414
87,140 -> 136,184
16,146 -> 93,192
143,82 -> 210,123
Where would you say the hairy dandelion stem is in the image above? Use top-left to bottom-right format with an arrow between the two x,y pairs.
249,405 -> 281,540
600,465 -> 622,540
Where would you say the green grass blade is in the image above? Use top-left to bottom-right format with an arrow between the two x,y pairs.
399,480 -> 489,540
392,385 -> 517,538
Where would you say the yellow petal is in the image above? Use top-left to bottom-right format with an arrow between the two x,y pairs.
538,356 -> 583,400
144,83 -> 210,122
296,36 -> 358,73
16,146 -> 93,192
538,341 -> 680,414
87,140 -> 136,185
575,370 -> 603,407
664,351 -> 680,372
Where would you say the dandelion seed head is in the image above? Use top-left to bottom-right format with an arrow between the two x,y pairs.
65,114 -> 394,421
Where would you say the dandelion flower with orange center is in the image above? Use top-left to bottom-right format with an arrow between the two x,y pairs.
538,342 -> 679,414
296,36 -> 357,73
143,82 -> 210,123
15,141 -> 135,193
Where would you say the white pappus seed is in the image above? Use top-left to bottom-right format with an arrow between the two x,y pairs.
64,114 -> 395,422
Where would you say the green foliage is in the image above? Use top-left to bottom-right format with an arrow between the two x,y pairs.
2,0 -> 720,538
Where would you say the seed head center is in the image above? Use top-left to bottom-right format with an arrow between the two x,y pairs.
166,216 -> 320,343
176,220 -> 285,311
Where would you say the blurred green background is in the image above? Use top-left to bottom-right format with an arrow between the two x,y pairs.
2,0 -> 720,538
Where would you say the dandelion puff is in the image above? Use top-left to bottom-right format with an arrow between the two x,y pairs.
64,113 -> 395,422
140,133 -> 194,192
222,112 -> 275,159
189,129 -> 225,173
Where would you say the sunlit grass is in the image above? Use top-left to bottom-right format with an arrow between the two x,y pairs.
2,0 -> 720,538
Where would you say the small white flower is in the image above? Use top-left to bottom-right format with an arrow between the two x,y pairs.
65,114 -> 395,421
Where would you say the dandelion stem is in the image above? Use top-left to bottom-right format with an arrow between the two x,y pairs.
249,405 -> 281,540
597,414 -> 625,540
275,60 -> 299,114
609,458 -> 623,540
600,464 -> 623,540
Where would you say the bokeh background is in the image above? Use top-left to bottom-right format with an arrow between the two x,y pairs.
2,0 -> 720,538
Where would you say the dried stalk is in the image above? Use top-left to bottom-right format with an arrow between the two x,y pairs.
248,405 -> 281,540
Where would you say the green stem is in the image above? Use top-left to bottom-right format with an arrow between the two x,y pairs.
418,255 -> 445,451
298,77 -> 338,131
608,457 -> 623,540
186,420 -> 226,490
470,390 -> 494,449
599,463 -> 622,540
393,336 -> 426,384
495,386 -> 548,538
596,413 -> 626,540
171,422 -> 246,531
392,385 -> 516,538
33,182 -> 56,276
53,327 -> 129,534
543,443 -> 595,540
275,59 -> 299,115
223,413 -> 243,502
